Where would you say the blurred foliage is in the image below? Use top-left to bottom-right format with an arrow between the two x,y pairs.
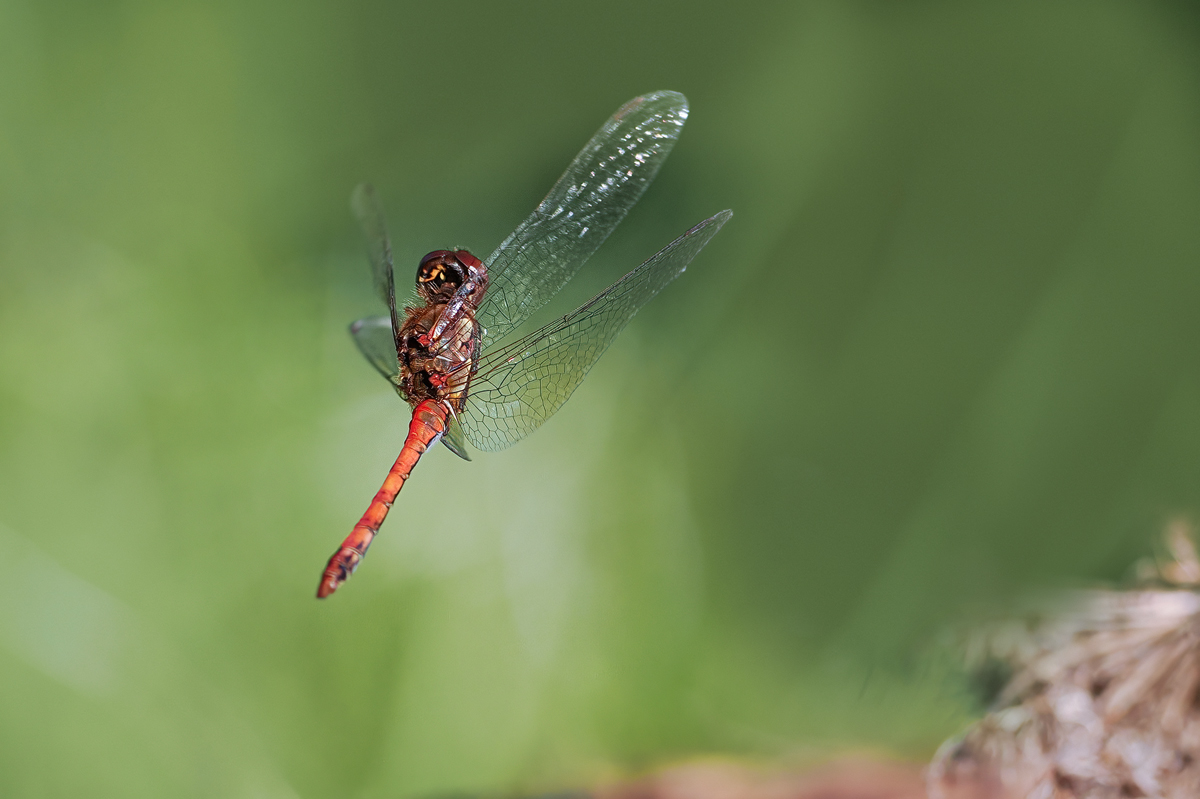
4,0 -> 1200,796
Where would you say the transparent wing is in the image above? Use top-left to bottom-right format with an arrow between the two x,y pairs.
477,91 -> 689,350
351,183 -> 402,346
349,315 -> 399,379
462,210 -> 732,452
441,416 -> 472,461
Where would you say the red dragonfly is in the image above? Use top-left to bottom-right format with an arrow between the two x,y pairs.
318,91 -> 731,598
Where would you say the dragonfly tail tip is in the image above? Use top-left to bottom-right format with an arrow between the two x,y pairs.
316,547 -> 362,599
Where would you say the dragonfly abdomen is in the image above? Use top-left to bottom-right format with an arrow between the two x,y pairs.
316,399 -> 449,598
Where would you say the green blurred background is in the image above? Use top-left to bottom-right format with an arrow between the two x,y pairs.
4,0 -> 1200,795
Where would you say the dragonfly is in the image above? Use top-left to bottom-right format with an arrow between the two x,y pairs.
318,90 -> 732,598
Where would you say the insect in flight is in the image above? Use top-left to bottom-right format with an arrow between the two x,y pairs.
318,91 -> 731,598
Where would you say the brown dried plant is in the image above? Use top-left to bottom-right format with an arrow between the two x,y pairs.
928,519 -> 1200,799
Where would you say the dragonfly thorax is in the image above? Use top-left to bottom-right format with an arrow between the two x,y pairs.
397,246 -> 486,414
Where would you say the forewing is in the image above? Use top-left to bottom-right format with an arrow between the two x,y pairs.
463,210 -> 732,452
477,91 -> 689,349
349,316 -> 400,380
351,183 -> 403,345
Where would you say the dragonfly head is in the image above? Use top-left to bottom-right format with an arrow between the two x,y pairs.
416,250 -> 483,301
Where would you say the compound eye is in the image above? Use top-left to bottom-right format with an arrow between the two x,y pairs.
417,251 -> 466,290
418,262 -> 446,285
